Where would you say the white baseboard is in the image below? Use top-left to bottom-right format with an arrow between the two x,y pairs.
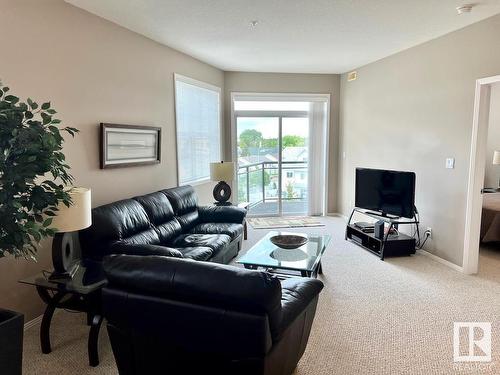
24,315 -> 42,331
418,249 -> 464,273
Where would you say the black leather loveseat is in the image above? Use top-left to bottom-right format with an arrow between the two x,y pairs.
102,254 -> 324,375
79,185 -> 246,264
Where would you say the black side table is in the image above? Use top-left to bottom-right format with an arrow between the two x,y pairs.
19,260 -> 107,367
237,202 -> 250,240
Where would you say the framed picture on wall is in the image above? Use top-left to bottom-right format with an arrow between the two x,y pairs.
100,123 -> 161,169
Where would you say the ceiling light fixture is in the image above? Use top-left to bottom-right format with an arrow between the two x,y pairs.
456,4 -> 474,14
249,20 -> 259,27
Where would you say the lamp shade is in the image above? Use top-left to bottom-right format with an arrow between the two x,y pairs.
51,187 -> 92,233
493,151 -> 500,165
210,162 -> 234,182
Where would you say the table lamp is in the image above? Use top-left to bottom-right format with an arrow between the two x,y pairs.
493,151 -> 500,187
49,187 -> 92,280
210,161 -> 234,205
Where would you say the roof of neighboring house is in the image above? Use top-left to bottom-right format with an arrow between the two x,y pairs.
238,154 -> 278,166
282,147 -> 308,161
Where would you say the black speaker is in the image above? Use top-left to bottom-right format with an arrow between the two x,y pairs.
374,220 -> 385,239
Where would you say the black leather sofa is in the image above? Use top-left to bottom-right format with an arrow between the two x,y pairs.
79,185 -> 246,264
102,254 -> 324,375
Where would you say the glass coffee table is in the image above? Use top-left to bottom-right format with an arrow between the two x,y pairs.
237,231 -> 331,278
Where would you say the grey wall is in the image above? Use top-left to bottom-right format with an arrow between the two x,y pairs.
338,14 -> 500,266
0,0 -> 223,321
484,83 -> 500,188
224,72 -> 341,212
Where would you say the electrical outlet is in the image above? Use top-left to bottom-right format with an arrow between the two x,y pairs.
425,227 -> 432,238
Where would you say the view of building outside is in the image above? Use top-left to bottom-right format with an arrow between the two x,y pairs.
236,116 -> 309,215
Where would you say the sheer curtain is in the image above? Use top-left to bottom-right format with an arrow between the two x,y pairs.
307,101 -> 328,216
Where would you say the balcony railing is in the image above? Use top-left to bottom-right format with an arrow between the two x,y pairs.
237,161 -> 308,214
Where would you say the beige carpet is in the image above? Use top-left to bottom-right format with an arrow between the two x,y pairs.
22,217 -> 500,374
247,216 -> 325,229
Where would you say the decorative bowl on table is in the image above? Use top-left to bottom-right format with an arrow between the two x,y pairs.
270,235 -> 308,249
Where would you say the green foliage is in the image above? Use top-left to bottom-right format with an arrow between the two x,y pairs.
238,129 -> 263,156
282,135 -> 306,147
238,129 -> 306,156
0,82 -> 78,259
261,138 -> 277,148
285,181 -> 297,199
249,169 -> 270,187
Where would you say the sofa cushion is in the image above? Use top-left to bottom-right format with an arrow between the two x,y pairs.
190,223 -> 243,240
134,192 -> 183,243
111,243 -> 184,258
175,247 -> 213,261
172,233 -> 231,257
198,206 -> 247,224
79,198 -> 154,259
133,192 -> 175,225
103,254 -> 283,317
119,228 -> 161,247
163,186 -> 199,231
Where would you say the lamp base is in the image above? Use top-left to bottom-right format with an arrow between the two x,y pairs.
48,264 -> 79,281
49,232 -> 81,281
213,181 -> 231,203
214,201 -> 232,206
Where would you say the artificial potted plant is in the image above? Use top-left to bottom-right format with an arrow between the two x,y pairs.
0,81 -> 78,374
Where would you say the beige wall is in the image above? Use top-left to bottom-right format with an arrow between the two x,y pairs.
0,0 -> 223,321
338,14 -> 500,266
223,72 -> 341,212
484,83 -> 500,187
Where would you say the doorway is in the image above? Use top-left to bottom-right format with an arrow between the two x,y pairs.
464,75 -> 500,274
231,94 -> 329,217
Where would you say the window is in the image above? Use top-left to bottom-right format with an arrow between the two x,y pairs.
286,171 -> 294,178
174,74 -> 221,185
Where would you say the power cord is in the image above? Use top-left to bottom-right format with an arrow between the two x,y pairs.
411,205 -> 430,250
417,231 -> 431,250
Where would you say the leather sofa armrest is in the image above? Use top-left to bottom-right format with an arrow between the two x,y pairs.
198,205 -> 247,224
110,243 -> 184,258
278,278 -> 324,334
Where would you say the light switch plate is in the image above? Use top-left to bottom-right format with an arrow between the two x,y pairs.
446,158 -> 455,169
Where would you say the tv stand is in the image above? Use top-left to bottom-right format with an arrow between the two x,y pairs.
365,211 -> 399,219
345,208 -> 418,260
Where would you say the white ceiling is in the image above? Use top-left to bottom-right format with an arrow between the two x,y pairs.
66,0 -> 500,74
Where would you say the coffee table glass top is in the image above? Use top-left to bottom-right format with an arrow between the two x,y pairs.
237,231 -> 331,272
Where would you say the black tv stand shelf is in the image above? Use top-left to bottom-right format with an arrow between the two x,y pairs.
345,208 -> 418,260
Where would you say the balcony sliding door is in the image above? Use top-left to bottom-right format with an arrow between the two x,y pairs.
235,110 -> 309,217
281,117 -> 309,216
236,116 -> 280,216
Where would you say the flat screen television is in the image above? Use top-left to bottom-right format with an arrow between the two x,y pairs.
355,168 -> 416,218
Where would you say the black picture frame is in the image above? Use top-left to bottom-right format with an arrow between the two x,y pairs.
100,123 -> 161,169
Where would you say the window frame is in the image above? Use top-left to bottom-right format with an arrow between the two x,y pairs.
174,73 -> 222,186
231,92 -> 331,216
